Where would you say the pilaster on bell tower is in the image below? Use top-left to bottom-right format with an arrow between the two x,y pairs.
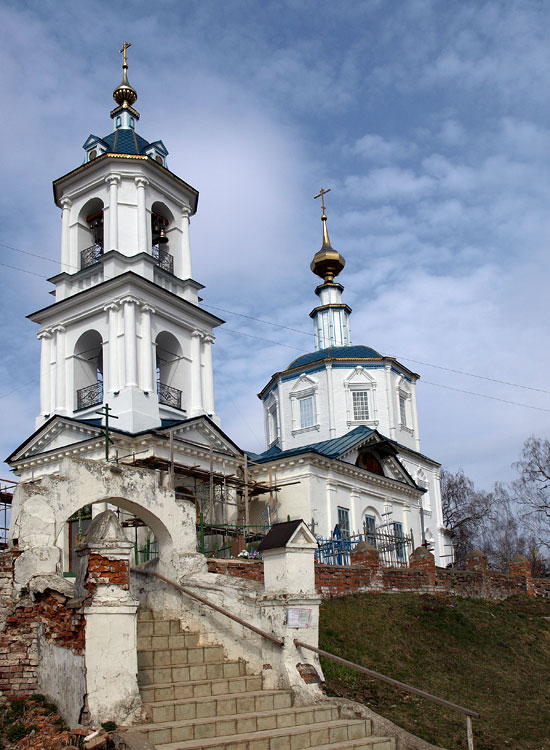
29,44 -> 223,435
310,188 -> 352,350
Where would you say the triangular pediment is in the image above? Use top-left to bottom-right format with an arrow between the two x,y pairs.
290,373 -> 317,393
336,430 -> 417,488
165,416 -> 244,459
7,416 -> 104,465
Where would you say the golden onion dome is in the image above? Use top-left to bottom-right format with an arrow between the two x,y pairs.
113,79 -> 138,107
310,214 -> 345,283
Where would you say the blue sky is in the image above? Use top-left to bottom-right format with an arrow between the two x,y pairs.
0,0 -> 549,489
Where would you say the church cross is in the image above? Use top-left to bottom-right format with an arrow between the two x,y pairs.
314,187 -> 331,215
120,41 -> 132,68
96,403 -> 118,462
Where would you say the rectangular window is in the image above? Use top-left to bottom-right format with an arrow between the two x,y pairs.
399,395 -> 407,426
299,396 -> 314,428
393,521 -> 406,561
337,507 -> 350,537
352,391 -> 369,420
363,514 -> 376,546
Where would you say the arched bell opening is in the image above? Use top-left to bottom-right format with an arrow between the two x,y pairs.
57,500 -> 161,576
74,330 -> 103,411
151,201 -> 175,274
155,331 -> 184,411
78,197 -> 104,269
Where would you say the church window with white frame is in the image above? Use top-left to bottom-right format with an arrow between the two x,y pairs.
337,506 -> 350,537
399,393 -> 407,426
267,402 -> 279,446
299,395 -> 315,429
352,390 -> 370,421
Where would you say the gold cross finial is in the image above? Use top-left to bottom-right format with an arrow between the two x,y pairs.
314,187 -> 331,216
120,41 -> 132,69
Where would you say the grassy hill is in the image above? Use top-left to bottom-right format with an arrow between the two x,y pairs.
319,593 -> 550,750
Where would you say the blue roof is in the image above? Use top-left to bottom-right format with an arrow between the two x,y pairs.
249,424 -> 438,467
249,425 -> 376,463
287,345 -> 382,370
101,129 -> 151,156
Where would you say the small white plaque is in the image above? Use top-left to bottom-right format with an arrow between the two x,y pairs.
286,608 -> 312,628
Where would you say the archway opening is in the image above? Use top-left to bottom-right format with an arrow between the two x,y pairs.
151,201 -> 175,273
156,331 -> 184,411
74,330 -> 103,411
58,499 -> 166,575
79,198 -> 104,269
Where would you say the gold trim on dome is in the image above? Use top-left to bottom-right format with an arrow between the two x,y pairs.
311,187 -> 345,282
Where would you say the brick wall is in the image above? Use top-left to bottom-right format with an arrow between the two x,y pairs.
0,550 -> 85,701
85,553 -> 130,593
207,559 -> 264,583
207,549 -> 543,601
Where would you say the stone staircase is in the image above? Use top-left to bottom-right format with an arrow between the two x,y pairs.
135,610 -> 396,750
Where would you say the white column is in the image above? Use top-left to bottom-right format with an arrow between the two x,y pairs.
326,364 -> 336,438
60,197 -> 72,273
135,177 -> 149,256
53,326 -> 66,414
105,303 -> 119,393
411,380 -> 421,450
140,305 -> 155,393
106,175 -> 121,251
180,208 -> 192,279
38,330 -> 52,416
384,364 -> 396,438
190,330 -> 203,414
201,334 -> 215,414
123,298 -> 138,387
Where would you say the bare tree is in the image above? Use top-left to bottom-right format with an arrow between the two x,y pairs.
514,436 -> 550,554
440,468 -> 496,566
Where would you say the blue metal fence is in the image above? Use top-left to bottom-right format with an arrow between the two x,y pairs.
315,527 -> 414,568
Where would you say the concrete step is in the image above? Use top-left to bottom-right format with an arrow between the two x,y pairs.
149,716 -> 373,749
140,675 -> 264,703
157,737 -> 396,750
146,690 -> 293,724
138,645 -> 225,668
138,659 -> 248,686
141,709 -> 365,746
138,633 -> 202,650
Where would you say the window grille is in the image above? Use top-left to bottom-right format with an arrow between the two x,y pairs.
399,394 -> 407,426
299,396 -> 314,428
337,506 -> 350,537
352,391 -> 369,420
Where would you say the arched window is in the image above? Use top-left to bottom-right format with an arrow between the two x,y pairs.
151,202 -> 175,274
74,330 -> 103,410
156,331 -> 184,411
78,198 -> 104,269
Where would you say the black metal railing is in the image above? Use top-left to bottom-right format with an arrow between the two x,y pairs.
81,243 -> 104,269
152,245 -> 174,273
157,381 -> 182,409
76,381 -> 103,410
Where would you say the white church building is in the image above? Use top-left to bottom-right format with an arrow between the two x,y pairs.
6,49 -> 450,569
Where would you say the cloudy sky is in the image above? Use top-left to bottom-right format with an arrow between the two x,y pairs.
0,0 -> 549,490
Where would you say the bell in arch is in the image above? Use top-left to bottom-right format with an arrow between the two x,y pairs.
156,226 -> 169,244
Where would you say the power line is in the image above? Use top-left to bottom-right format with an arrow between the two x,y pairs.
395,356 -> 550,396
220,327 -> 305,351
1,242 -> 550,402
201,303 -> 314,337
421,380 -> 550,413
0,243 -> 77,270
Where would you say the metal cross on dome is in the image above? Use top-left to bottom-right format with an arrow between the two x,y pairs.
120,41 -> 132,67
314,187 -> 331,216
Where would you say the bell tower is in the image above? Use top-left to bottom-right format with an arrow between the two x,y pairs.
31,44 -> 222,433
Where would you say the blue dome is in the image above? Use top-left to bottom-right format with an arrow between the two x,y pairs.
287,345 -> 382,370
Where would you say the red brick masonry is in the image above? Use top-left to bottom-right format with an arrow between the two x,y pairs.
207,548 -> 548,600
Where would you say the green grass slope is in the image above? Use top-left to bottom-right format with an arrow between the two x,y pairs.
319,593 -> 550,750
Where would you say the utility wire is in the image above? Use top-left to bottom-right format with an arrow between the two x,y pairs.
421,380 -> 550,413
1,243 -> 550,403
